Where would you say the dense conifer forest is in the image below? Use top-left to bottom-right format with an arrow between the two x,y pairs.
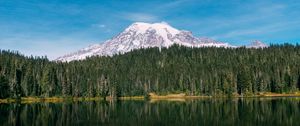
1,44 -> 300,99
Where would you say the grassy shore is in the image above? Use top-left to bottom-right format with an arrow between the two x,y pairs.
148,92 -> 300,99
148,93 -> 211,99
1,92 -> 300,104
256,92 -> 300,97
117,96 -> 145,100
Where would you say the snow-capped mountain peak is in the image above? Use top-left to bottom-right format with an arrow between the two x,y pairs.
247,40 -> 268,48
123,22 -> 182,47
125,22 -> 180,35
56,22 -> 237,62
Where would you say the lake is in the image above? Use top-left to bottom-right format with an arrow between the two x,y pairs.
0,98 -> 300,126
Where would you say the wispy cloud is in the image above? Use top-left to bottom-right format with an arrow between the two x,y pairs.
92,24 -> 106,28
157,0 -> 196,9
1,0 -> 300,58
188,2 -> 292,38
120,12 -> 159,22
0,36 -> 99,60
91,23 -> 113,33
211,20 -> 300,44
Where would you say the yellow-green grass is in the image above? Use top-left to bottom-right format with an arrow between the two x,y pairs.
117,96 -> 145,100
257,92 -> 300,97
1,92 -> 300,104
148,92 -> 211,99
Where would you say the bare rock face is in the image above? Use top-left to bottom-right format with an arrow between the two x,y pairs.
55,22 -> 236,62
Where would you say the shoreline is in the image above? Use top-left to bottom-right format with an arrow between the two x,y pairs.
1,92 -> 300,104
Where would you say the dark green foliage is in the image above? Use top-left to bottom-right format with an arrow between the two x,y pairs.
237,67 -> 252,95
13,69 -> 23,99
0,44 -> 300,98
0,75 -> 10,98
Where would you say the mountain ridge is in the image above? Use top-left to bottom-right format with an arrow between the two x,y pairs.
56,22 -> 267,62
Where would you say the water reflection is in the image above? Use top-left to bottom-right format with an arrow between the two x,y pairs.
0,98 -> 300,126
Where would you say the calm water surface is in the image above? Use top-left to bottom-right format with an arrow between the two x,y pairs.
0,98 -> 300,126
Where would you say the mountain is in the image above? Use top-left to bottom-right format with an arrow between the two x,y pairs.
56,22 -> 259,62
246,40 -> 268,48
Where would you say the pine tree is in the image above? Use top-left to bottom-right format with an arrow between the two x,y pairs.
0,75 -> 10,98
297,74 -> 300,90
13,69 -> 23,99
237,67 -> 252,95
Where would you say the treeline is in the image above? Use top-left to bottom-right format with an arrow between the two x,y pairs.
1,44 -> 300,98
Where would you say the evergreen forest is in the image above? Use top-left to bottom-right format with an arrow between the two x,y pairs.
1,44 -> 300,99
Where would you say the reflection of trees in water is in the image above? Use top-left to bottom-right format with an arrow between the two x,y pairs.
0,98 -> 300,126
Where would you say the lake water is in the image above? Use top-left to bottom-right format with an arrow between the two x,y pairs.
0,98 -> 300,126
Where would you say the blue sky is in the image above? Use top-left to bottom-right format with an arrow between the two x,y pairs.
0,0 -> 300,59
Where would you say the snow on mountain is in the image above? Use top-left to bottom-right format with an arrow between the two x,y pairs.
55,22 -> 235,62
246,40 -> 268,48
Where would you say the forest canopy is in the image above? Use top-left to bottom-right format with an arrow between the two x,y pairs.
1,44 -> 300,98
